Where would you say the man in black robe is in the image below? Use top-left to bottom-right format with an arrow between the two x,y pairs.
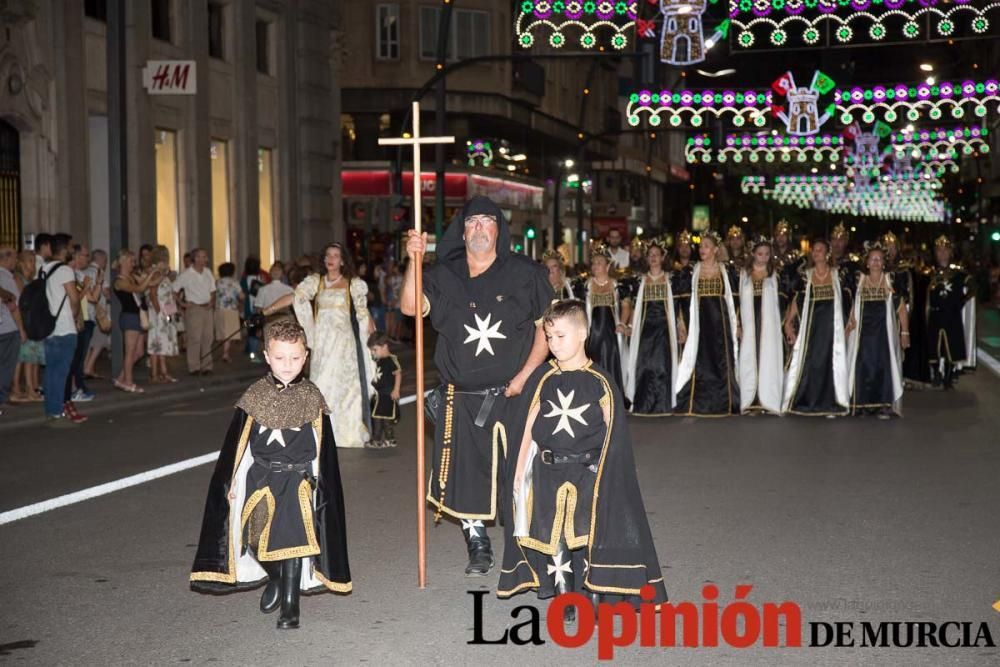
401,195 -> 551,576
830,222 -> 861,294
927,235 -> 974,389
772,220 -> 804,315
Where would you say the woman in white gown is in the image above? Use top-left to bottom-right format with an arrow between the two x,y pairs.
291,243 -> 376,448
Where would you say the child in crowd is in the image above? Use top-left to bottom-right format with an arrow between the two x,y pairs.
190,319 -> 351,629
367,331 -> 401,449
498,299 -> 667,621
215,262 -> 244,363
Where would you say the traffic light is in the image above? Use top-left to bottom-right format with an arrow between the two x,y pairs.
525,226 -> 536,240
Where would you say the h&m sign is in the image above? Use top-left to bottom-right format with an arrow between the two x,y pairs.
142,61 -> 197,95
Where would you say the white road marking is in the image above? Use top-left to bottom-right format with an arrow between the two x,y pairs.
0,392 -> 423,526
978,346 -> 1000,378
0,452 -> 220,526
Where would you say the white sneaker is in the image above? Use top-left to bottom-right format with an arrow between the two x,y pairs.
71,389 -> 95,402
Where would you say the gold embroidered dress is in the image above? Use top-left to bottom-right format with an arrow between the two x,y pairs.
294,275 -> 376,448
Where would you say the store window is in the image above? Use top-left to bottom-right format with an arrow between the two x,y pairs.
154,129 -> 180,269
258,148 -> 277,268
210,139 -> 232,270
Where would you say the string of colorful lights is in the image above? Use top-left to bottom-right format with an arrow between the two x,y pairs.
742,173 -> 949,222
515,0 -> 637,50
728,1 -> 999,48
686,132 -> 846,163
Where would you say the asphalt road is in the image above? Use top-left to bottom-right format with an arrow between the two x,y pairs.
2,369 -> 1000,665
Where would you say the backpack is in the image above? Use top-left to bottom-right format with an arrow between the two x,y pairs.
19,262 -> 67,341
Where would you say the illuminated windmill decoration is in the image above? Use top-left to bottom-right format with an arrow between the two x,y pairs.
515,1 -> 638,50
771,71 -> 837,136
466,140 -> 494,168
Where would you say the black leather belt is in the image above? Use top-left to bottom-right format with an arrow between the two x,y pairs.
539,449 -> 600,465
255,460 -> 312,473
453,385 -> 507,428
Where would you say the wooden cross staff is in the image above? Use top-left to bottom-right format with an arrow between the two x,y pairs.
378,101 -> 454,589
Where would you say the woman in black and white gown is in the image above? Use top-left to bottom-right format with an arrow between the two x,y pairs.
738,236 -> 784,415
674,231 -> 740,417
782,238 -> 850,417
582,245 -> 630,397
625,239 -> 678,416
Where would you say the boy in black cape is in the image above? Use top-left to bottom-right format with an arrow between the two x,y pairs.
190,319 -> 351,629
498,300 -> 667,619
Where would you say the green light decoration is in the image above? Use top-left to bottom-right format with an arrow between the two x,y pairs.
743,173 -> 948,223
729,1 -> 999,49
516,1 -> 638,50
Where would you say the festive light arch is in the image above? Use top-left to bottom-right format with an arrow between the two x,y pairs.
728,1 -> 1000,48
627,78 -> 999,131
686,132 -> 845,163
626,88 -> 773,128
890,125 -> 990,158
836,79 -> 1000,124
515,0 -> 637,50
746,173 -> 948,222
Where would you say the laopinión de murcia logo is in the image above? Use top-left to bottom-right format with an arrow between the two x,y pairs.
469,585 -> 997,660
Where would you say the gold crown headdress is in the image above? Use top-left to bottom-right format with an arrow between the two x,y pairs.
933,235 -> 953,249
676,229 -> 693,245
774,220 -> 790,237
589,240 -> 612,260
541,248 -> 564,264
727,224 -> 744,239
644,236 -> 668,253
831,222 -> 849,240
862,240 -> 887,257
881,231 -> 899,247
701,229 -> 723,246
630,235 -> 645,250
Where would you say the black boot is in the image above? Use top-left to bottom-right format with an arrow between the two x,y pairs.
461,520 -> 494,577
258,559 -> 281,614
551,540 -> 575,623
943,362 -> 955,390
277,558 -> 302,629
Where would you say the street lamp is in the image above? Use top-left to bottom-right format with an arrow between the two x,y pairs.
552,158 -> 575,259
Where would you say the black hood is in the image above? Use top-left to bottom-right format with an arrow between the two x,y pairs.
435,195 -> 510,269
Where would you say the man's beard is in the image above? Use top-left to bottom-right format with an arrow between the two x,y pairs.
466,232 -> 493,254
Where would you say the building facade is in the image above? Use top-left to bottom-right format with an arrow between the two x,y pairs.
0,0 -> 341,269
338,0 -> 685,262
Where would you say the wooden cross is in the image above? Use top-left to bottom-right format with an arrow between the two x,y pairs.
378,101 -> 454,589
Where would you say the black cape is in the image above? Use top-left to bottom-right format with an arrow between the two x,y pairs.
498,361 -> 668,604
422,196 -> 550,521
190,375 -> 351,595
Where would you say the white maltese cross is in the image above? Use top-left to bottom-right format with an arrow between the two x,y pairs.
258,424 -> 301,448
544,389 -> 590,438
463,313 -> 506,357
461,519 -> 484,537
547,551 -> 573,586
